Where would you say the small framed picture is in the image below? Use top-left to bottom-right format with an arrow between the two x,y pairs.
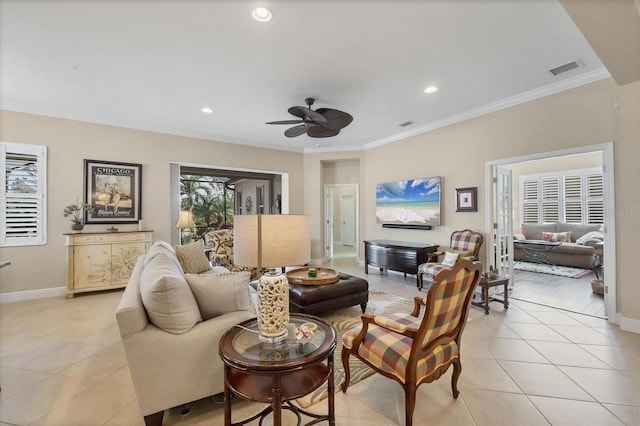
455,187 -> 477,212
84,159 -> 142,224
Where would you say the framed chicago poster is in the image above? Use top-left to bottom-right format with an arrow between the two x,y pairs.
84,159 -> 142,224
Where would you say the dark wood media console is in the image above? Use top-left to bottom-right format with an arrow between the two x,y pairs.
364,240 -> 438,285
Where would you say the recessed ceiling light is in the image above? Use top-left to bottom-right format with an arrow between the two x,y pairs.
201,107 -> 213,114
424,86 -> 438,94
251,7 -> 272,22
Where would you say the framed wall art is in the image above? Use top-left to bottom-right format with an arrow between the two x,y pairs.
455,187 -> 477,212
84,159 -> 142,224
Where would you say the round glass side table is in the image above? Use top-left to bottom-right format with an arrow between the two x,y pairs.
219,313 -> 336,426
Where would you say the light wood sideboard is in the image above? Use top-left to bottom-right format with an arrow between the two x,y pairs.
65,230 -> 153,298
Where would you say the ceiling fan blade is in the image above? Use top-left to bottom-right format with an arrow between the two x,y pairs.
288,106 -> 328,123
315,108 -> 353,130
265,119 -> 304,125
284,123 -> 312,138
287,106 -> 308,119
307,125 -> 340,138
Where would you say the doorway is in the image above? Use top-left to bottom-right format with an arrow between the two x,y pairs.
170,162 -> 289,246
485,143 -> 616,321
324,184 -> 359,262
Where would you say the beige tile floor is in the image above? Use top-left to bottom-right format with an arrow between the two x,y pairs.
0,251 -> 638,425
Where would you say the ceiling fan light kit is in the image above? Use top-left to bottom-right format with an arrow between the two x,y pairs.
266,98 -> 353,138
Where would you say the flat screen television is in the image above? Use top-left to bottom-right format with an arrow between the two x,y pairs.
376,177 -> 441,226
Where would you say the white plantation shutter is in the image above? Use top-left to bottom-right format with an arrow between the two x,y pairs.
1,143 -> 47,246
563,175 -> 583,223
541,177 -> 559,223
519,168 -> 603,226
521,178 -> 539,223
586,173 -> 604,224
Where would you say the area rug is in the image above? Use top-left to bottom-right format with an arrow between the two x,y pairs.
247,287 -> 413,408
295,289 -> 413,408
514,261 -> 592,279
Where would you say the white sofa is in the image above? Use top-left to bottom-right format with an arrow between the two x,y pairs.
115,241 -> 255,425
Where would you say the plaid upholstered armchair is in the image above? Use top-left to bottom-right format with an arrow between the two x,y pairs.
341,259 -> 481,426
417,229 -> 484,291
203,229 -> 259,279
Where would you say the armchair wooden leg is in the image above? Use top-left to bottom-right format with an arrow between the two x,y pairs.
404,383 -> 417,426
144,411 -> 164,426
451,358 -> 461,399
417,273 -> 423,290
340,348 -> 352,393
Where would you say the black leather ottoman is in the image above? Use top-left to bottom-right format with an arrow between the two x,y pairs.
288,273 -> 369,316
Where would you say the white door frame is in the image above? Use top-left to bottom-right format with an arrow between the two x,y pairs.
324,183 -> 360,262
485,143 -> 616,323
494,166 -> 514,282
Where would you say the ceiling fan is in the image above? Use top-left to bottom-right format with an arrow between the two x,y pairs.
266,98 -> 353,138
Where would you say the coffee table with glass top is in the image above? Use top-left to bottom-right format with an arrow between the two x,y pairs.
514,239 -> 562,267
219,313 -> 337,426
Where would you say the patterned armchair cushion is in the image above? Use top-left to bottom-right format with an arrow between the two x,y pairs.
421,266 -> 477,345
205,229 -> 234,255
418,262 -> 450,281
450,229 -> 483,257
342,317 -> 459,384
204,229 -> 260,280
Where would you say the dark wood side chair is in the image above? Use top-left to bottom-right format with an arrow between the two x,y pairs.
340,259 -> 481,426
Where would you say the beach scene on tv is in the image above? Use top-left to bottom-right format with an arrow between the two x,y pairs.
376,177 -> 441,226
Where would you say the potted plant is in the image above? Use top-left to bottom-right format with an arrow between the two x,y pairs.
63,202 -> 92,231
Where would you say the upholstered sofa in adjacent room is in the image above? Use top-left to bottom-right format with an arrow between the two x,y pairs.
514,222 -> 604,270
115,241 -> 255,425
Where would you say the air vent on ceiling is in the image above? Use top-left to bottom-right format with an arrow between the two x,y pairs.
549,60 -> 581,76
398,121 -> 414,127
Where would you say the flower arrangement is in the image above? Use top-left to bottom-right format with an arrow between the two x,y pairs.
63,202 -> 93,225
296,322 -> 318,341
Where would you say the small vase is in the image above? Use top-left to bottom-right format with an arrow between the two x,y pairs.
71,223 -> 84,231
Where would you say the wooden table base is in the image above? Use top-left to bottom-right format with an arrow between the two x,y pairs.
472,275 -> 509,314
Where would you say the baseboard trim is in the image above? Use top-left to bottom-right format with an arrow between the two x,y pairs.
619,315 -> 640,334
0,286 -> 66,304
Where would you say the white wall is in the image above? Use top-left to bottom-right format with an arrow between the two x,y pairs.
304,78 -> 639,326
0,111 -> 304,295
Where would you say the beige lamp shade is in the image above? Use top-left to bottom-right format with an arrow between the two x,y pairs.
234,214 -> 311,269
175,210 -> 195,228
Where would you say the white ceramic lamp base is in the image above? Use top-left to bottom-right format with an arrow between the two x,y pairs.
256,271 -> 289,343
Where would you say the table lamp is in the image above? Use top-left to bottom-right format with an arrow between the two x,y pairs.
175,210 -> 195,244
234,214 -> 311,342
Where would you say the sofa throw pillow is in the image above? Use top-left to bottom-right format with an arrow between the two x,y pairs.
541,231 -> 572,243
185,271 -> 252,320
442,251 -> 459,267
140,252 -> 202,334
174,240 -> 211,274
145,241 -> 184,272
444,248 -> 474,258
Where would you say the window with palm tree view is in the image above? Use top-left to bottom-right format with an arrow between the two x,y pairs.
179,167 -> 279,243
